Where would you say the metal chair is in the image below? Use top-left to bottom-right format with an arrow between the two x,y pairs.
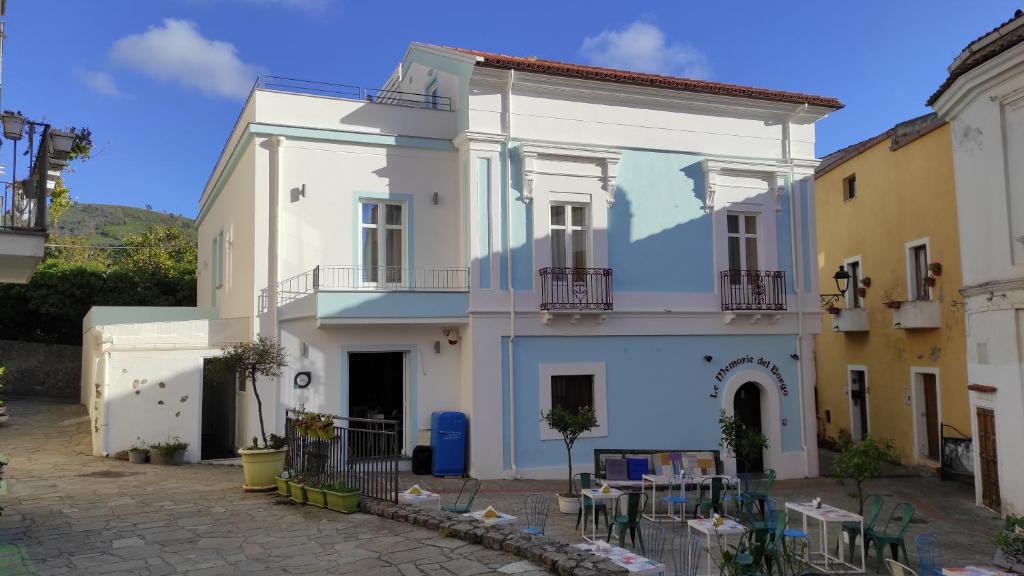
843,494 -> 884,562
637,519 -> 667,561
744,469 -> 776,516
916,533 -> 941,576
672,532 -> 705,576
607,491 -> 649,548
442,478 -> 480,514
886,559 -> 920,576
866,502 -> 916,572
519,494 -> 550,535
696,476 -> 724,518
573,472 -> 608,529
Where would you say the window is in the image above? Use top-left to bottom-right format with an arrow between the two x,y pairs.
539,362 -> 607,440
909,242 -> 930,301
550,374 -> 595,414
215,230 -> 225,288
359,201 -> 405,285
550,204 -> 588,269
846,259 -> 862,308
424,77 -> 439,109
843,174 -> 857,201
727,213 -> 759,272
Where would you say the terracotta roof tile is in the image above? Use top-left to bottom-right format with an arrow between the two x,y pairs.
928,10 -> 1024,106
443,46 -> 843,110
815,113 -> 946,177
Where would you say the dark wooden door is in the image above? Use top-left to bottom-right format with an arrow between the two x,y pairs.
201,358 -> 237,460
733,382 -> 764,474
977,407 -> 1001,511
922,374 -> 939,460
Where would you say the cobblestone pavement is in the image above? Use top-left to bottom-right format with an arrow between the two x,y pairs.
0,400 -> 549,576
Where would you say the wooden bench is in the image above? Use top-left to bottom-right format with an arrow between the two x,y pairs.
593,449 -> 723,486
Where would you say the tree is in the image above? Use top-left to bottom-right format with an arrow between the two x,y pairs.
217,336 -> 287,447
831,435 -> 897,513
541,405 -> 598,496
719,410 -> 768,474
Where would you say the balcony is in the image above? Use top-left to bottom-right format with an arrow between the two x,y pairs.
256,76 -> 452,111
539,268 -> 613,317
889,299 -> 940,329
831,308 -> 869,332
720,270 -> 787,312
278,265 -> 469,325
1,169 -> 49,284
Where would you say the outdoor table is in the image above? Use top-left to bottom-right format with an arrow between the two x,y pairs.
398,491 -> 441,511
580,487 -> 623,543
462,510 -> 517,526
942,567 -> 1016,576
574,542 -> 665,575
785,500 -> 864,574
687,517 -> 746,576
642,473 -> 686,524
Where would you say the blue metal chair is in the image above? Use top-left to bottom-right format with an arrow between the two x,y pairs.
672,532 -> 705,576
637,519 -> 667,561
519,494 -> 550,535
916,533 -> 941,576
662,475 -> 689,528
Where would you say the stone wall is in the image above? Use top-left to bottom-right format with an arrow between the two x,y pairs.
0,340 -> 81,401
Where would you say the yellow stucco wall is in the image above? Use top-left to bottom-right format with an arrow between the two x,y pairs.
814,123 -> 969,465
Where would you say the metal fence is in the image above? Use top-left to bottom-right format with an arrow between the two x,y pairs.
940,423 -> 974,484
313,265 -> 470,291
539,267 -> 614,311
720,270 -> 788,312
256,76 -> 453,111
285,410 -> 399,502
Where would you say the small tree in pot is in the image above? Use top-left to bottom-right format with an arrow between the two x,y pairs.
542,405 -> 598,513
719,410 -> 768,475
831,434 -> 897,514
219,336 -> 288,491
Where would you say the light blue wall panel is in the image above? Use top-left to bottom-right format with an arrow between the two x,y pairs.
775,176 -> 796,293
507,334 -> 803,469
478,158 -> 491,289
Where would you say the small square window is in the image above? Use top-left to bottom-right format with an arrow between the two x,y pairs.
843,175 -> 857,201
551,374 -> 594,414
236,371 -> 246,393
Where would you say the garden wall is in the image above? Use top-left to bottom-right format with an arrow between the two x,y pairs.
0,340 -> 81,401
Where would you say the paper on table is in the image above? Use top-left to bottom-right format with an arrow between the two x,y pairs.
600,483 -> 611,494
405,484 -> 424,495
483,505 -> 499,518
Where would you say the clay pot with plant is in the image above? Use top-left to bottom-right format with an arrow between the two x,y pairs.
149,438 -> 189,465
827,305 -> 842,315
128,437 -> 148,464
928,262 -> 943,277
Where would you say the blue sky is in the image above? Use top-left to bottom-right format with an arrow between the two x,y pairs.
5,1 -> 1019,218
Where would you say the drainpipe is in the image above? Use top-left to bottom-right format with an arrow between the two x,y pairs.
267,135 -> 285,434
785,104 -> 810,477
504,69 -> 519,479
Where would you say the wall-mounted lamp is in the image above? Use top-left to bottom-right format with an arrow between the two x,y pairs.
433,341 -> 441,354
432,192 -> 440,205
703,355 -> 713,363
833,265 -> 851,297
790,353 -> 800,361
443,327 -> 460,345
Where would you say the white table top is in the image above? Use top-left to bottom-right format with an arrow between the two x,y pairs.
581,487 -> 623,500
574,542 -> 665,574
785,501 -> 862,523
688,517 -> 746,535
462,510 -> 517,525
399,491 -> 440,499
942,568 -> 1016,576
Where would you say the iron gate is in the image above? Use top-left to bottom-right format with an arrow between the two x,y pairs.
285,410 -> 399,503
940,422 -> 974,485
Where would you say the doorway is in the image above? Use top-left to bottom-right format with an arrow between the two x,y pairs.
849,368 -> 869,441
977,407 -> 1001,511
201,357 -> 237,460
913,370 -> 940,461
348,352 -> 405,453
733,382 -> 765,473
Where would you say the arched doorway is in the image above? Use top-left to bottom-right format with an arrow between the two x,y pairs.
733,382 -> 765,473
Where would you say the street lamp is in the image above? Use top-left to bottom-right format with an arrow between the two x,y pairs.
1,111 -> 25,141
833,265 -> 851,297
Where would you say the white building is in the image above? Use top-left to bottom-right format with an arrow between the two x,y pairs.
82,44 -> 840,480
930,9 -> 1024,514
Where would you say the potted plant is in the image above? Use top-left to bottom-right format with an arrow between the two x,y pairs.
831,434 -> 897,514
305,483 -> 327,508
860,276 -> 871,288
275,470 -> 292,497
0,365 -> 8,425
541,405 -> 598,514
720,410 -> 768,479
149,438 -> 189,465
288,477 -> 308,504
219,336 -> 289,491
128,437 -> 149,464
827,305 -> 842,315
928,262 -> 943,276
856,286 -> 867,298
883,300 -> 902,309
995,515 -> 1024,571
323,481 -> 361,513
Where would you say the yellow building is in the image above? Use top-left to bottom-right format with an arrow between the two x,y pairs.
814,113 -> 969,467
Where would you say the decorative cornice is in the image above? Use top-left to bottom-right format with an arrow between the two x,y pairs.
960,276 -> 1024,297
519,142 -> 622,206
968,383 -> 998,394
453,131 -> 506,151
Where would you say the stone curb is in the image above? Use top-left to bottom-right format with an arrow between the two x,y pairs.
358,499 -> 629,575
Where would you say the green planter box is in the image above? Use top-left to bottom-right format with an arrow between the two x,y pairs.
275,476 -> 290,497
305,486 -> 326,508
288,481 -> 307,504
324,489 -> 360,513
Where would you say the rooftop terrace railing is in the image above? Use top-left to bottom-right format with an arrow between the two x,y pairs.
256,75 -> 453,111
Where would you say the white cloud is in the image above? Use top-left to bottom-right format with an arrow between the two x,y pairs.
76,69 -> 124,97
110,19 -> 260,99
580,21 -> 709,79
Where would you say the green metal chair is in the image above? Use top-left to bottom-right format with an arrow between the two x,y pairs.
865,502 -> 915,572
696,476 -> 724,518
841,494 -> 884,561
573,472 -> 608,529
442,478 -> 480,514
607,491 -> 649,548
744,469 -> 776,516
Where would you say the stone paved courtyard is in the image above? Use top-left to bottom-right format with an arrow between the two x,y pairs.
0,398 -> 1009,575
0,400 -> 549,576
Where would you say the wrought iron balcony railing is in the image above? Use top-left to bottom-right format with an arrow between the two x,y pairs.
256,76 -> 453,111
539,267 -> 613,312
720,270 -> 787,312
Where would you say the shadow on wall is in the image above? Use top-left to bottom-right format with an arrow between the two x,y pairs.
0,339 -> 82,401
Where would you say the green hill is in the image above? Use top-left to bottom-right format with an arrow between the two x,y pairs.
53,203 -> 196,246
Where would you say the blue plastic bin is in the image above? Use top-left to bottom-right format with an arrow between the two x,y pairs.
626,457 -> 649,481
430,411 -> 467,476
